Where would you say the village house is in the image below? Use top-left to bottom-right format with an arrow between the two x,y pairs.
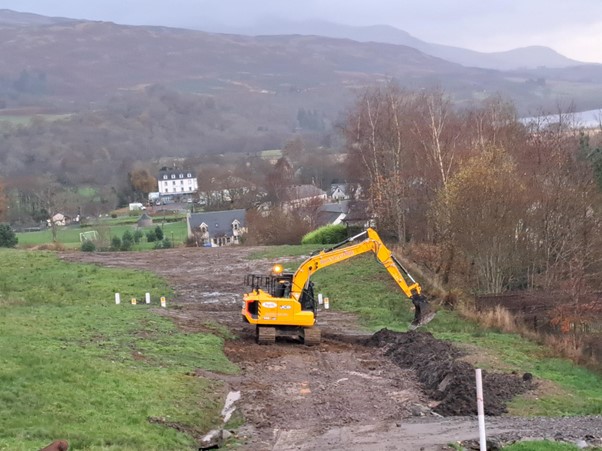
285,184 -> 327,209
330,183 -> 349,201
157,168 -> 198,201
187,209 -> 246,247
316,200 -> 352,227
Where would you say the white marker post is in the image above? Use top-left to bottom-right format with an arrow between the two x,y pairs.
475,368 -> 487,451
145,292 -> 151,304
115,293 -> 121,305
131,297 -> 137,305
160,296 -> 166,308
324,297 -> 330,310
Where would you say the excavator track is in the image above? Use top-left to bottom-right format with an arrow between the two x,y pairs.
302,327 -> 321,346
256,326 -> 276,345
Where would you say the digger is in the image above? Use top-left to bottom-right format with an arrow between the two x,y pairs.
242,228 -> 434,345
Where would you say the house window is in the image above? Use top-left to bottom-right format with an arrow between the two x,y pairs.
187,173 -> 192,178
179,174 -> 184,179
180,180 -> 183,185
232,221 -> 239,231
200,223 -> 208,233
172,181 -> 175,185
163,175 -> 168,180
171,174 -> 176,179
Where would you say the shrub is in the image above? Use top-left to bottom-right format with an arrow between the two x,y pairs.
133,229 -> 143,244
110,236 -> 121,251
0,224 -> 18,248
301,224 -> 347,245
146,230 -> 157,242
154,238 -> 173,249
155,226 -> 164,241
81,240 -> 96,252
121,230 -> 134,251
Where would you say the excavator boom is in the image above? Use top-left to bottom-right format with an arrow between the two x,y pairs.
242,228 -> 434,344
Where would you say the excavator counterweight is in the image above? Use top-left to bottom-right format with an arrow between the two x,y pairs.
242,228 -> 434,344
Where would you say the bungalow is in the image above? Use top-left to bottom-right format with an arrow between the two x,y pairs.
187,209 -> 246,247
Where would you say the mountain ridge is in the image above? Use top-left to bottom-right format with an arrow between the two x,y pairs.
202,18 -> 585,70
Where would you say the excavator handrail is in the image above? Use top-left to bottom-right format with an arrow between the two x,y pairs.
289,228 -> 422,301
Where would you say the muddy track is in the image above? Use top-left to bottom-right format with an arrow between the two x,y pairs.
60,248 -> 602,450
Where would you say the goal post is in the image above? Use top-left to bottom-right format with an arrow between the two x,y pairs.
79,230 -> 99,242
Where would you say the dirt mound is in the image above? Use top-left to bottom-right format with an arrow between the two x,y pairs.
367,329 -> 534,416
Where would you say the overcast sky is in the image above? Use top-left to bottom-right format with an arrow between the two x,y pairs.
3,0 -> 602,63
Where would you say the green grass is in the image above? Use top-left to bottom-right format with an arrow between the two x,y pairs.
16,221 -> 188,250
0,250 -> 237,450
503,441 -> 581,451
304,254 -> 602,416
248,243 -> 323,260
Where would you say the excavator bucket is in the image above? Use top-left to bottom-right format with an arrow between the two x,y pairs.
410,293 -> 435,329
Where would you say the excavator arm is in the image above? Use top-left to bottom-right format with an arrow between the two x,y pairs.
287,228 -> 432,326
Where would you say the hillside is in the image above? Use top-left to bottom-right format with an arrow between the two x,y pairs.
1,11 -> 601,117
234,19 -> 584,70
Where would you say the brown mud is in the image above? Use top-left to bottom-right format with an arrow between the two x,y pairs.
60,247 -> 602,450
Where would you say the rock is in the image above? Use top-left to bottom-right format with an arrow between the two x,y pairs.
199,429 -> 223,450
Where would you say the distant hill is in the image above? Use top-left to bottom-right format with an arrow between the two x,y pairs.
0,9 -> 73,27
1,9 -> 602,118
226,19 -> 584,71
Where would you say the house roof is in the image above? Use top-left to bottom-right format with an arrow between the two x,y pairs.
319,200 -> 351,214
188,209 -> 246,236
342,200 -> 371,222
316,201 -> 351,227
158,168 -> 195,179
286,184 -> 327,200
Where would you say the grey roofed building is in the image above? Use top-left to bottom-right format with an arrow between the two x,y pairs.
342,200 -> 374,231
316,200 -> 351,227
137,212 -> 153,228
187,209 -> 247,247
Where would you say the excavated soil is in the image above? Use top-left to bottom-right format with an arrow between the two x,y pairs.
367,329 -> 534,416
59,247 -> 602,450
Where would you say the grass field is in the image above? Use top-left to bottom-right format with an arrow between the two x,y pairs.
0,250 -> 236,450
502,441 -> 583,451
264,253 -> 602,417
16,220 -> 188,250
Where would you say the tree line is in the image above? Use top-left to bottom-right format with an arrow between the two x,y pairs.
342,84 -> 602,299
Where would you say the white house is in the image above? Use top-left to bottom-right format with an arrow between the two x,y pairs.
330,183 -> 349,201
157,168 -> 198,197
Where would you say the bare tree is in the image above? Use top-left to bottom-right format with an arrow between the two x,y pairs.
342,83 -> 417,242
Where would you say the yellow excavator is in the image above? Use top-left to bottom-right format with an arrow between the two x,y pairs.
242,228 -> 434,345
